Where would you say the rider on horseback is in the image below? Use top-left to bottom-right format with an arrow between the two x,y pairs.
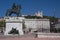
12,3 -> 17,10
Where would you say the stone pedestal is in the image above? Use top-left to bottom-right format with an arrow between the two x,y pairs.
4,17 -> 24,36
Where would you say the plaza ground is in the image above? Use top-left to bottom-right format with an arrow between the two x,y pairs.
0,32 -> 60,40
0,37 -> 60,40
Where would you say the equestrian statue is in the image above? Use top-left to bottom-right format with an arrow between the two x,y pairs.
6,3 -> 21,17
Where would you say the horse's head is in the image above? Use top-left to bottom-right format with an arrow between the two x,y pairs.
12,3 -> 21,11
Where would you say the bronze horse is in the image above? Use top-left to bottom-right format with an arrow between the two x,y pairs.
6,3 -> 21,17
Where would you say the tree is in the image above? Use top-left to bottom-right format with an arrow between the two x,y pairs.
49,16 -> 57,22
22,21 -> 26,29
0,20 -> 5,27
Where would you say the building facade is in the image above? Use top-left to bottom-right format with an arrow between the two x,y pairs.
24,19 -> 50,32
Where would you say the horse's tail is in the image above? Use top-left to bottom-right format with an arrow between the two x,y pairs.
6,9 -> 10,16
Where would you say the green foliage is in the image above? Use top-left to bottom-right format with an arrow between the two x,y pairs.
25,16 -> 41,19
23,22 -> 26,29
43,16 -> 57,22
57,28 -> 60,33
50,27 -> 60,33
49,17 -> 57,22
0,20 -> 5,27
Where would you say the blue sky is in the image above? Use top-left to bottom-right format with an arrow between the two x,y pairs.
0,0 -> 60,18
